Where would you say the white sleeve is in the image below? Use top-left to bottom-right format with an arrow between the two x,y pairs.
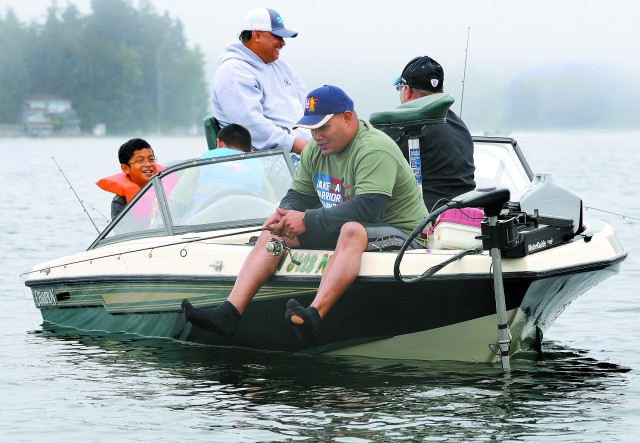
212,63 -> 296,151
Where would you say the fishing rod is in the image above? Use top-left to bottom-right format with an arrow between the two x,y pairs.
21,226 -> 266,276
82,200 -> 110,223
52,157 -> 100,234
459,26 -> 470,118
585,206 -> 640,222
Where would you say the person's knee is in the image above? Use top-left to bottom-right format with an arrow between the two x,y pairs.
337,222 -> 368,250
256,229 -> 299,264
250,231 -> 280,260
253,229 -> 272,246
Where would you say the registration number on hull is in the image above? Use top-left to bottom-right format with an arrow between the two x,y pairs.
33,289 -> 57,307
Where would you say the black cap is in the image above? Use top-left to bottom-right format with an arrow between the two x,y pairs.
396,56 -> 444,92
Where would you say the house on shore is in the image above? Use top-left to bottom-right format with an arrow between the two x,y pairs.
22,96 -> 81,137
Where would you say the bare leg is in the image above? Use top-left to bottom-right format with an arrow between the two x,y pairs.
311,222 -> 368,317
286,222 -> 367,344
183,230 -> 298,336
229,230 -> 299,313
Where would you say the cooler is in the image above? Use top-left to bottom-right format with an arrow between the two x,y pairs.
425,208 -> 485,250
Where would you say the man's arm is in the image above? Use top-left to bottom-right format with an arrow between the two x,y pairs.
111,195 -> 126,220
279,188 -> 321,212
303,194 -> 390,234
291,137 -> 308,154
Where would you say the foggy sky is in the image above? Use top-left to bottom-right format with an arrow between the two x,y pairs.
3,0 -> 639,130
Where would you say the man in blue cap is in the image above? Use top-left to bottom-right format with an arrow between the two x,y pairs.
182,85 -> 428,345
211,7 -> 310,156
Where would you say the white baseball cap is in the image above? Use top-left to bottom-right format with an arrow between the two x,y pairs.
243,7 -> 298,38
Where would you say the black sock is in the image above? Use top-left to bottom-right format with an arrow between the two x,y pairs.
181,299 -> 241,337
285,299 -> 321,345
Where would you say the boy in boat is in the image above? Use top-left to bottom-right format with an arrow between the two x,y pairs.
96,138 -> 159,220
384,55 -> 476,211
168,123 -> 264,222
182,85 -> 428,345
196,123 -> 264,207
204,123 -> 252,157
210,7 -> 311,157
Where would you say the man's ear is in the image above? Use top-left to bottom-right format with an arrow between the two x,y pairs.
402,86 -> 412,101
343,110 -> 354,124
120,164 -> 130,175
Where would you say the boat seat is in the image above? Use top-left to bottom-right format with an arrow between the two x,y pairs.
369,93 -> 454,130
203,115 -> 221,150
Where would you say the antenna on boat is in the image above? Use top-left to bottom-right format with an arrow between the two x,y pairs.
459,26 -> 470,118
52,157 -> 100,234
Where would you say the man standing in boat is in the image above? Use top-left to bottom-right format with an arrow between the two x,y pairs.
182,85 -> 428,345
384,55 -> 476,211
210,7 -> 310,156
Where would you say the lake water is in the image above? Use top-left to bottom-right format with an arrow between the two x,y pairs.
2,132 -> 639,442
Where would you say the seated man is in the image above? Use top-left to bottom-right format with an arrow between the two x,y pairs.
384,55 -> 476,211
210,7 -> 310,155
96,138 -> 160,220
182,85 -> 428,345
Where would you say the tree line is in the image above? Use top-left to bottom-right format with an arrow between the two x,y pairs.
0,0 -> 207,134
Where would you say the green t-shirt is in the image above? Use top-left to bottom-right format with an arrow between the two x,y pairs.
292,120 -> 428,232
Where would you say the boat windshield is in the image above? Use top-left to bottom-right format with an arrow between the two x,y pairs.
95,150 -> 294,246
92,139 -> 533,249
473,138 -> 532,199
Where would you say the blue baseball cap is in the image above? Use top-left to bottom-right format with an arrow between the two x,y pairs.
293,85 -> 354,129
243,7 -> 298,38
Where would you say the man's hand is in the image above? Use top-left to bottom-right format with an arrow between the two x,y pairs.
262,210 -> 283,231
272,207 -> 306,238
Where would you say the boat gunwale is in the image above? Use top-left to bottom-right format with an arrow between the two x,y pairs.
24,251 -> 626,288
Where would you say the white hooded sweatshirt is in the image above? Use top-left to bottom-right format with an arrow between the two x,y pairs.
210,42 -> 311,152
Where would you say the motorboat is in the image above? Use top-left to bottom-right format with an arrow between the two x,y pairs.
24,95 -> 627,364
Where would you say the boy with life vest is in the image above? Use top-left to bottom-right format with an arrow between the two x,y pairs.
96,138 -> 161,220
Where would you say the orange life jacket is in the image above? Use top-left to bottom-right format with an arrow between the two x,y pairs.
96,165 -> 166,203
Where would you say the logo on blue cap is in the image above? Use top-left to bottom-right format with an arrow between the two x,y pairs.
294,85 -> 354,129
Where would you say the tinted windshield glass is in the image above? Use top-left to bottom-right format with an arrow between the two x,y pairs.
104,186 -> 165,239
167,153 -> 292,226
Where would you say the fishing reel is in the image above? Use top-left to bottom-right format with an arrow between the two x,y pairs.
265,237 -> 301,265
265,237 -> 286,256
